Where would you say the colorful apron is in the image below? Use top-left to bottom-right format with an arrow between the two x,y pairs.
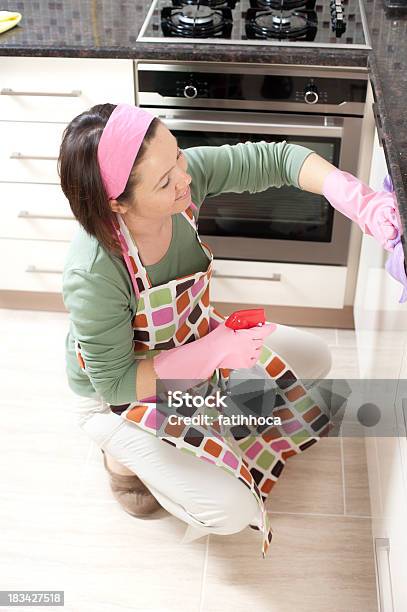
75,203 -> 345,559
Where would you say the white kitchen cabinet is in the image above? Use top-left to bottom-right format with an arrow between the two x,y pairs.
0,55 -> 135,306
0,183 -> 77,241
0,121 -> 66,184
0,238 -> 68,292
366,431 -> 407,612
354,129 -> 407,332
212,258 -> 347,308
0,57 -> 135,122
0,56 -> 351,314
354,126 -> 407,612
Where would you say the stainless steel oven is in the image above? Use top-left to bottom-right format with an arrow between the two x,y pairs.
136,61 -> 368,266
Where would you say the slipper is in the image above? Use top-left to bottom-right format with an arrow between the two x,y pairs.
101,449 -> 163,518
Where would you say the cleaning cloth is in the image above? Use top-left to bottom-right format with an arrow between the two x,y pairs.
0,11 -> 22,34
383,175 -> 407,303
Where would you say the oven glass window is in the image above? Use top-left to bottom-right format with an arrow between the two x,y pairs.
175,131 -> 340,242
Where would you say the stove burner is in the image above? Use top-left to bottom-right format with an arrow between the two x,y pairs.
272,14 -> 291,25
172,0 -> 237,8
162,6 -> 233,37
179,5 -> 214,24
250,0 -> 316,10
246,8 -> 318,40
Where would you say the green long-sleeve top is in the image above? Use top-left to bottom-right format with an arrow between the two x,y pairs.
63,140 -> 314,404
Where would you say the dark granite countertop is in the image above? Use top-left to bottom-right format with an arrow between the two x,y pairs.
0,0 -> 406,239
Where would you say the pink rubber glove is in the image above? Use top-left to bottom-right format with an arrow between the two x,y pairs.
323,168 -> 402,252
153,321 -> 276,392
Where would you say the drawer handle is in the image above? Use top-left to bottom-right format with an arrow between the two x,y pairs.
18,210 -> 74,221
1,87 -> 82,98
374,538 -> 394,612
10,152 -> 58,161
212,272 -> 282,282
402,398 -> 407,438
26,265 -> 63,275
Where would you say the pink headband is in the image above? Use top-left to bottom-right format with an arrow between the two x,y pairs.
97,103 -> 155,200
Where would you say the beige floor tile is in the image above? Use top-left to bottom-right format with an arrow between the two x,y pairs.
0,319 -> 74,398
0,309 -> 68,356
0,449 -> 85,499
329,331 -> 405,379
342,437 -> 371,517
336,329 -> 357,347
0,308 -> 68,325
1,396 -> 85,436
337,329 -> 407,349
296,326 -> 337,346
71,603 -> 152,612
356,347 -> 405,379
266,437 -> 344,515
0,495 -> 206,612
1,310 -> 379,610
0,558 -> 77,612
0,400 -> 89,497
77,449 -> 115,502
325,345 -> 405,379
202,514 -> 377,612
0,341 -> 65,366
0,370 -> 74,404
324,346 -> 362,378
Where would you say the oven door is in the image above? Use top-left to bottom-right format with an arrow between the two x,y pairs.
146,107 -> 362,265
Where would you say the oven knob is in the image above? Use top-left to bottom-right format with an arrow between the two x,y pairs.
184,85 -> 198,99
304,84 -> 319,105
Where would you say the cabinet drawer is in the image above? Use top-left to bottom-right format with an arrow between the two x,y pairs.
396,353 -> 407,494
0,57 -> 135,122
0,122 -> 66,184
0,183 -> 77,241
0,238 -> 68,292
368,435 -> 407,612
211,259 -> 347,308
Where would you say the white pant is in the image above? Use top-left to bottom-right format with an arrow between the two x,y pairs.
74,323 -> 332,543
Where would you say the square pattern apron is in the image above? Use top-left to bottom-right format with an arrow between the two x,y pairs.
75,203 -> 339,559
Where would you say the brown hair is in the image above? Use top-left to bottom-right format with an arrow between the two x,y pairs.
58,103 -> 160,256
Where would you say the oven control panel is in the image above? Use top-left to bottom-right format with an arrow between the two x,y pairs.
138,65 -> 367,112
176,77 -> 209,99
295,80 -> 329,105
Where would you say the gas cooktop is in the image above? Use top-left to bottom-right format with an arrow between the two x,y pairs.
137,0 -> 371,48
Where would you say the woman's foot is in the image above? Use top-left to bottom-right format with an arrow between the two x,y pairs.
101,450 -> 163,518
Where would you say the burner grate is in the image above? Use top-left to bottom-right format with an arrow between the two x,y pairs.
246,7 -> 318,40
172,0 -> 238,8
162,6 -> 233,37
137,0 -> 369,48
250,0 -> 316,10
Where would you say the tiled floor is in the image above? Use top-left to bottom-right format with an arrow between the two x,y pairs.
3,309 -> 401,611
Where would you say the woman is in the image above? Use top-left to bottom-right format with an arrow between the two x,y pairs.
60,103 -> 400,557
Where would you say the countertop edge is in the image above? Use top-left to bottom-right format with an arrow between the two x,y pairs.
368,53 -> 407,234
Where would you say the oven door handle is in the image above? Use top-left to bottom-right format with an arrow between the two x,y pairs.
161,117 -> 343,138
